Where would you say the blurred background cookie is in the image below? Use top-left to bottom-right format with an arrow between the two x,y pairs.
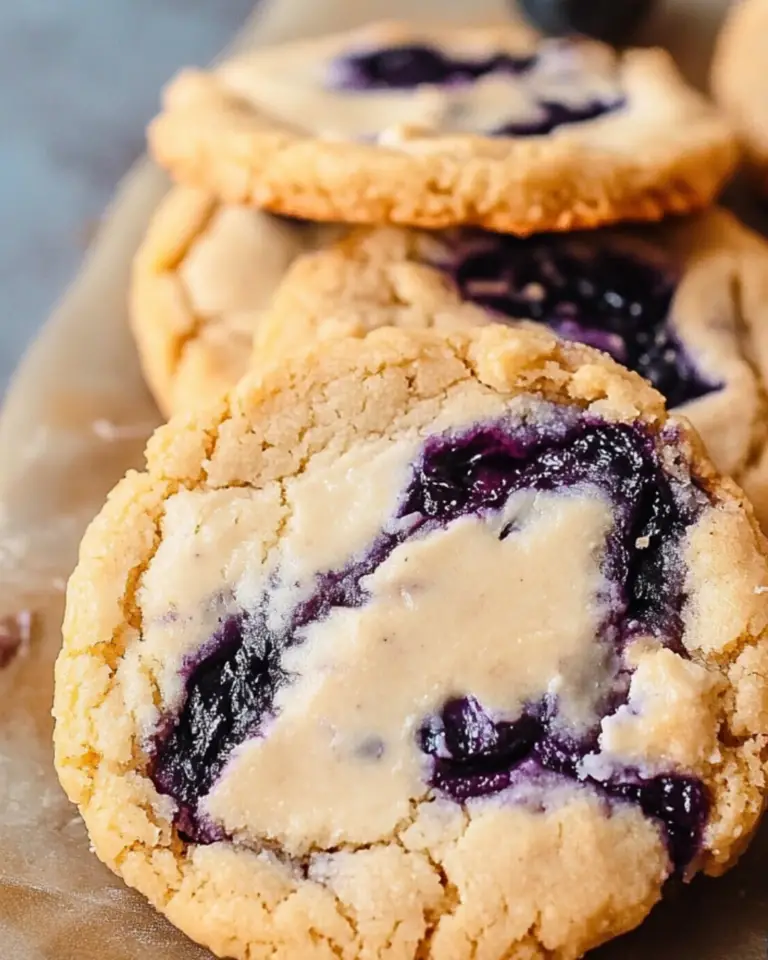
254,209 -> 768,524
712,0 -> 768,196
130,186 -> 328,416
149,21 -> 736,234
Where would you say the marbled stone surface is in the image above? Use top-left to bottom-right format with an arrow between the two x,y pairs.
0,0 -> 253,396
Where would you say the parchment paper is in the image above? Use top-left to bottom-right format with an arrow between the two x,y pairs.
1,1 -> 767,958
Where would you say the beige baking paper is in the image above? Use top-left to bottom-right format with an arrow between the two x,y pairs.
0,1 -> 766,957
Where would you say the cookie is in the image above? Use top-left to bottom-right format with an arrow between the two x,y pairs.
255,209 -> 768,525
130,185 -> 325,416
712,0 -> 768,195
148,21 -> 737,234
54,326 -> 768,960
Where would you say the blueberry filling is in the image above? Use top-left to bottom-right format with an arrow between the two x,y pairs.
327,42 -> 624,135
329,43 -> 537,91
436,235 -> 718,408
149,414 -> 709,871
418,696 -> 708,873
494,96 -> 623,136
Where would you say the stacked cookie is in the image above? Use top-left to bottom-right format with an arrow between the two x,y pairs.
56,18 -> 768,960
133,20 -> 768,527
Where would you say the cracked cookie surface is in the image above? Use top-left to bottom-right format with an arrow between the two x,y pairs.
255,208 -> 768,527
712,0 -> 768,196
54,326 -> 768,960
130,186 -> 326,417
148,21 -> 736,234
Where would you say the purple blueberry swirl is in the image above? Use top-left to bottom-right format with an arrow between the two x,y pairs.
328,43 -> 537,90
327,41 -> 625,136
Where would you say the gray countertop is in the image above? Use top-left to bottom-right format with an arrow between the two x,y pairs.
0,0 -> 254,397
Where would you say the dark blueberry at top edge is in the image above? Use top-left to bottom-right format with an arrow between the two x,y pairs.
517,0 -> 655,44
148,415 -> 708,872
436,234 -> 719,409
328,43 -> 537,91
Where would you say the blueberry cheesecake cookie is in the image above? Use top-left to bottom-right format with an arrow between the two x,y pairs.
54,327 -> 768,959
255,208 -> 768,525
130,186 -> 326,417
149,21 -> 736,234
712,0 -> 768,196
